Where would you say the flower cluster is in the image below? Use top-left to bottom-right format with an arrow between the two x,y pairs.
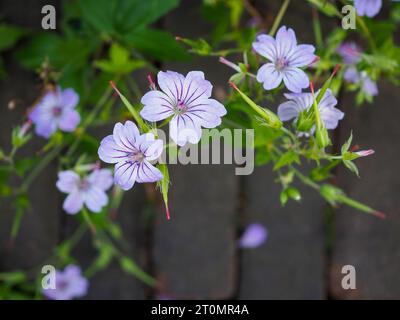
337,42 -> 378,97
42,265 -> 88,300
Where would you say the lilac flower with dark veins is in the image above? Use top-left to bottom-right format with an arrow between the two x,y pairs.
337,42 -> 362,65
98,121 -> 164,190
239,223 -> 268,249
344,67 -> 378,97
252,26 -> 317,93
42,265 -> 88,300
140,71 -> 227,147
29,87 -> 80,139
56,168 -> 113,214
278,89 -> 344,131
354,0 -> 382,17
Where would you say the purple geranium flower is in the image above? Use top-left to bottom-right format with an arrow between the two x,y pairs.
252,26 -> 317,93
42,265 -> 89,300
29,87 -> 80,139
344,67 -> 378,97
278,89 -> 344,131
239,223 -> 268,249
140,71 -> 227,147
56,168 -> 113,215
98,121 -> 164,190
337,42 -> 362,65
354,0 -> 382,17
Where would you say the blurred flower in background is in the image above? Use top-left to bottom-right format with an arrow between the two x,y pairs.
56,168 -> 113,214
29,87 -> 80,139
354,0 -> 382,18
239,223 -> 268,249
42,265 -> 88,300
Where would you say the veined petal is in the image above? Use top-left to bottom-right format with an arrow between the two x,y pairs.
140,90 -> 174,122
276,26 -> 297,58
113,122 -> 134,150
252,34 -> 276,61
88,169 -> 113,191
98,135 -> 130,164
169,115 -> 202,147
256,63 -> 283,90
114,162 -> 138,191
288,44 -> 316,67
123,121 -> 140,146
63,191 -> 84,215
56,171 -> 80,193
158,71 -> 185,103
144,139 -> 164,161
282,67 -> 309,93
183,71 -> 213,103
135,160 -> 163,183
188,107 -> 221,129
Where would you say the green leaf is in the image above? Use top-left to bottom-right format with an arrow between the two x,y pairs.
94,43 -> 145,74
307,0 -> 340,18
273,150 -> 300,171
119,256 -> 155,286
343,159 -> 359,177
157,164 -> 170,220
76,0 -> 180,36
0,24 -> 25,52
124,28 -> 190,61
286,187 -> 301,201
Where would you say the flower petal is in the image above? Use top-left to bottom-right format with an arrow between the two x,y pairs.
288,44 -> 316,67
158,70 -> 185,103
169,115 -> 202,147
84,187 -> 108,213
114,162 -> 138,191
256,63 -> 283,90
275,26 -> 297,58
140,90 -> 174,122
88,169 -> 114,191
283,67 -> 309,93
239,223 -> 268,249
56,171 -> 80,193
183,71 -> 212,103
113,122 -> 135,150
63,191 -> 84,215
135,160 -> 163,183
60,88 -> 79,109
144,139 -> 164,161
252,34 -> 276,61
58,109 -> 80,132
98,135 -> 130,164
320,107 -> 344,130
278,101 -> 303,121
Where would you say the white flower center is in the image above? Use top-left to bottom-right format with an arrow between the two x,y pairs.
275,57 -> 289,71
129,150 -> 145,163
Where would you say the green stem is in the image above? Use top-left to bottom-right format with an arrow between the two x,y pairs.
81,207 -> 96,234
269,0 -> 291,36
18,145 -> 63,194
65,85 -> 113,159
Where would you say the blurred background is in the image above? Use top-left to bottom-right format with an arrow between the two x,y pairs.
0,0 -> 399,300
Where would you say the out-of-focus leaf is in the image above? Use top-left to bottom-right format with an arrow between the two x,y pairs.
0,24 -> 25,52
124,29 -> 190,61
76,0 -> 180,36
94,43 -> 145,74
